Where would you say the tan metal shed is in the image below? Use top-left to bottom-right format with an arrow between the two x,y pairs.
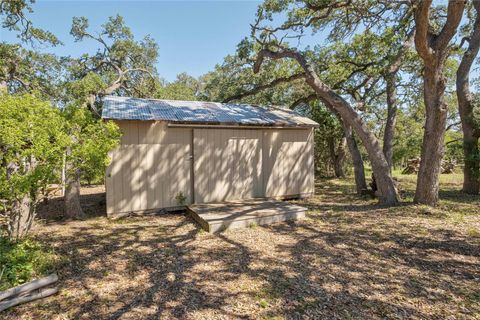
102,96 -> 319,217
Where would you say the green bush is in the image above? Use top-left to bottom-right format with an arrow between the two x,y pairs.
0,237 -> 59,290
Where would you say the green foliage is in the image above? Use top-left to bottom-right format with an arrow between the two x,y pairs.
202,52 -> 307,105
67,14 -> 159,100
63,106 -> 121,183
156,73 -> 201,101
0,237 -> 60,290
175,192 -> 187,206
445,130 -> 463,162
67,72 -> 107,103
392,108 -> 424,165
0,0 -> 60,45
309,103 -> 344,177
0,94 -> 68,213
0,43 -> 63,98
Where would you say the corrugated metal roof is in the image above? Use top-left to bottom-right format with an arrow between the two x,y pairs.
101,96 -> 319,128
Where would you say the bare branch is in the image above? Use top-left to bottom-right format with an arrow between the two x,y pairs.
446,121 -> 461,131
123,67 -> 155,80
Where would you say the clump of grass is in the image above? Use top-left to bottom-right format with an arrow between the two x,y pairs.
0,237 -> 62,290
258,298 -> 268,308
467,228 -> 480,237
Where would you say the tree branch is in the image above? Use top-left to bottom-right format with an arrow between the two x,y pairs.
223,72 -> 306,103
290,93 -> 318,109
433,0 -> 466,52
457,1 -> 480,84
413,0 -> 434,63
252,0 -> 352,35
387,28 -> 416,75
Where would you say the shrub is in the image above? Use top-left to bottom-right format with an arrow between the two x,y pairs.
0,237 -> 60,290
0,93 -> 68,239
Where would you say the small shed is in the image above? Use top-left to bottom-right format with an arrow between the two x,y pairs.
101,96 -> 319,217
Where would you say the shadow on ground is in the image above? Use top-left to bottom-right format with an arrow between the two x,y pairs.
5,178 -> 479,319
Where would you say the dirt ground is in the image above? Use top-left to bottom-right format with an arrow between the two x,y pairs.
3,175 -> 480,319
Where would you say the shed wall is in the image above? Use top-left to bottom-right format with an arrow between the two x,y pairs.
193,128 -> 263,203
262,129 -> 315,198
106,121 -> 315,216
105,121 -> 192,215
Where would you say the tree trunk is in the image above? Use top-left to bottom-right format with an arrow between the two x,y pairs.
334,135 -> 347,178
302,66 -> 397,204
413,0 -> 465,206
5,157 -> 37,240
462,130 -> 480,194
414,66 -> 448,205
255,48 -> 398,205
61,153 -> 66,197
457,2 -> 480,194
64,147 -> 84,219
327,136 -> 337,176
328,135 -> 347,178
383,73 -> 398,172
8,195 -> 34,241
64,168 -> 84,219
343,122 -> 367,194
383,29 -> 415,173
314,89 -> 397,205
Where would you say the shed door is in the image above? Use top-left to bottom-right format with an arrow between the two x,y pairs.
193,128 -> 263,203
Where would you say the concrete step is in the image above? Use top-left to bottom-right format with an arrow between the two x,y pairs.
187,200 -> 307,233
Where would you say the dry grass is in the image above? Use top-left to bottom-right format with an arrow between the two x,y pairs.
3,174 -> 480,319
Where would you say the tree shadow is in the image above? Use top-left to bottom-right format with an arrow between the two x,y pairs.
5,177 -> 480,319
37,186 -> 107,222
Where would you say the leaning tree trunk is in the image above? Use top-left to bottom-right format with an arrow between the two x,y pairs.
255,48 -> 398,205
343,122 -> 367,195
457,1 -> 480,194
313,89 -> 397,205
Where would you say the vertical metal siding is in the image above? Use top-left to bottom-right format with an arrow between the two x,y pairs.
106,122 -> 315,215
192,127 -> 313,203
193,128 -> 263,203
106,121 -> 192,215
262,128 -> 314,198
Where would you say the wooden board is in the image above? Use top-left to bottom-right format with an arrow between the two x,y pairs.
187,200 -> 307,233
